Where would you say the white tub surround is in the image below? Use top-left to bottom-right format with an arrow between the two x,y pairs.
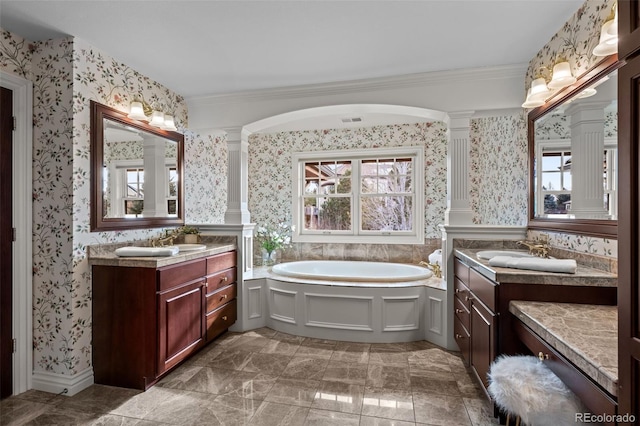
242,265 -> 447,346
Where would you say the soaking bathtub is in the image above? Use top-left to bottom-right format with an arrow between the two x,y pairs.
246,260 -> 446,344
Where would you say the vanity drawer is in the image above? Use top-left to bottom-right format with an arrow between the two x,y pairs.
206,251 -> 236,275
454,295 -> 470,331
158,258 -> 206,291
454,258 -> 469,285
468,268 -> 496,312
206,283 -> 236,314
206,299 -> 237,341
454,278 -> 471,310
454,316 -> 470,365
206,267 -> 236,291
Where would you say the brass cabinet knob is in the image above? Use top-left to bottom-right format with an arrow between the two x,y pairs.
455,333 -> 465,339
221,276 -> 228,282
455,309 -> 463,314
222,315 -> 228,321
455,288 -> 462,293
221,294 -> 228,300
538,351 -> 549,361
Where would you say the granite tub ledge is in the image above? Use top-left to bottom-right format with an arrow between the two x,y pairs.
509,300 -> 618,397
87,242 -> 237,268
454,248 -> 617,287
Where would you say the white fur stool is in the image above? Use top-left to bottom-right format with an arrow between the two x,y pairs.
487,355 -> 586,426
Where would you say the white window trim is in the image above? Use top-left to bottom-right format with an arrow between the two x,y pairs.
292,146 -> 424,244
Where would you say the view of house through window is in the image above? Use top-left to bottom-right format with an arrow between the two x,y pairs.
122,166 -> 178,217
294,147 -> 423,244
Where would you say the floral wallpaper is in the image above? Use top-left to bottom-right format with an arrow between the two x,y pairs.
469,112 -> 529,226
528,229 -> 616,258
0,29 -> 33,78
184,130 -> 227,224
535,111 -> 617,140
248,122 -> 448,239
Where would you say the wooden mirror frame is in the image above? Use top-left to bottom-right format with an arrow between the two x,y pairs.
90,100 -> 185,232
527,55 -> 622,239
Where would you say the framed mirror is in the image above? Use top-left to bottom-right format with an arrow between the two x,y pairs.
90,100 -> 185,231
528,55 -> 622,239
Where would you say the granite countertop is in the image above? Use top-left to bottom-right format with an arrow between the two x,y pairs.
454,248 -> 617,287
509,300 -> 618,397
88,243 -> 237,268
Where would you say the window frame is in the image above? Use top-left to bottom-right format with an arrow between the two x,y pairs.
292,146 -> 424,244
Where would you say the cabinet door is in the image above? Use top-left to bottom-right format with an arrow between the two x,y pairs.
619,1 -> 640,59
158,279 -> 206,374
470,300 -> 496,388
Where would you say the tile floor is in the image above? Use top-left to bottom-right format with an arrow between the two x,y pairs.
1,328 -> 499,425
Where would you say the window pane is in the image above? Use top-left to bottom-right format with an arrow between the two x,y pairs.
543,193 -> 571,214
167,199 -> 176,215
303,198 -> 320,230
305,179 -> 320,195
168,167 -> 178,197
541,172 -> 561,191
317,197 -> 351,230
361,177 -> 377,193
336,177 -> 351,194
125,200 -> 143,215
361,196 -> 413,231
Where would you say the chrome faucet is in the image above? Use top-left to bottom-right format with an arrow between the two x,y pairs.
517,236 -> 550,258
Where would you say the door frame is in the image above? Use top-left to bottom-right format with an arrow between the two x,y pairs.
0,70 -> 33,395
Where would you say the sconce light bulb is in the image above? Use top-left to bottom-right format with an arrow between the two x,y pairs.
127,101 -> 147,121
148,110 -> 165,127
160,115 -> 178,131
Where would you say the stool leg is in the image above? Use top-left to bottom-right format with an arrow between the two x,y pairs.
515,416 -> 521,426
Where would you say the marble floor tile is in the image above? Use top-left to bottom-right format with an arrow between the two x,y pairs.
248,401 -> 309,425
264,377 -> 321,407
218,371 -> 278,400
360,416 -> 417,426
304,408 -> 360,425
412,391 -> 472,426
322,361 -> 368,385
311,381 -> 364,414
361,387 -> 415,422
294,343 -> 334,360
367,364 -> 411,390
242,352 -> 292,376
206,349 -> 254,371
260,339 -> 301,356
281,356 -> 329,380
2,328 -> 502,426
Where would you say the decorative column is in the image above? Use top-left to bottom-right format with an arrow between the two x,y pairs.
142,135 -> 167,217
566,101 -> 610,219
223,127 -> 252,224
445,111 -> 475,225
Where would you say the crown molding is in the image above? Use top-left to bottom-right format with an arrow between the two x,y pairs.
187,64 -> 528,106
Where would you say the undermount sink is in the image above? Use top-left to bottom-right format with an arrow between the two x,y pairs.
175,244 -> 207,252
476,250 -> 535,260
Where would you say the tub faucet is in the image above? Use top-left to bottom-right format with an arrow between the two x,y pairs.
517,236 -> 550,258
419,261 -> 442,278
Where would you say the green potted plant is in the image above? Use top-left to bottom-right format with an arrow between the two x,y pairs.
180,226 -> 200,243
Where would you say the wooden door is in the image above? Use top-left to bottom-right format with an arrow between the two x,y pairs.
157,279 -> 205,374
470,300 -> 496,389
619,50 -> 640,423
0,86 -> 13,399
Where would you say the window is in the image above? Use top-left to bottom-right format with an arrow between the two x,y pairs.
292,147 -> 424,244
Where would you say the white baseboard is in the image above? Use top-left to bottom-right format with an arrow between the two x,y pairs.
32,368 -> 94,397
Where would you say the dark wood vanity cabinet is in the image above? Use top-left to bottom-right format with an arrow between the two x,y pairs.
92,250 -> 237,390
454,258 -> 497,388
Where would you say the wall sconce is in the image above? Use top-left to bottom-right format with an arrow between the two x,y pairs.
521,60 -> 576,108
593,2 -> 618,57
127,99 -> 178,131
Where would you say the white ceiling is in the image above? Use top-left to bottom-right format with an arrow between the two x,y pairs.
0,0 -> 584,100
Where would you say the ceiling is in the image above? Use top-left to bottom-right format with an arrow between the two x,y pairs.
0,1 -> 584,101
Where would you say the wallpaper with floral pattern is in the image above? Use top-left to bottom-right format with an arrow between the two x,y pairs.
469,112 -> 529,226
248,122 -> 448,239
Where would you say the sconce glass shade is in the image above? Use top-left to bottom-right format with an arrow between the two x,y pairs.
593,19 -> 618,56
548,61 -> 576,89
160,115 -> 178,131
529,77 -> 551,101
127,101 -> 148,121
148,110 -> 165,127
575,87 -> 597,99
606,4 -> 618,36
522,88 -> 545,109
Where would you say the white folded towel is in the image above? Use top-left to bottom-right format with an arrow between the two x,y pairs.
115,246 -> 179,257
488,256 -> 577,274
